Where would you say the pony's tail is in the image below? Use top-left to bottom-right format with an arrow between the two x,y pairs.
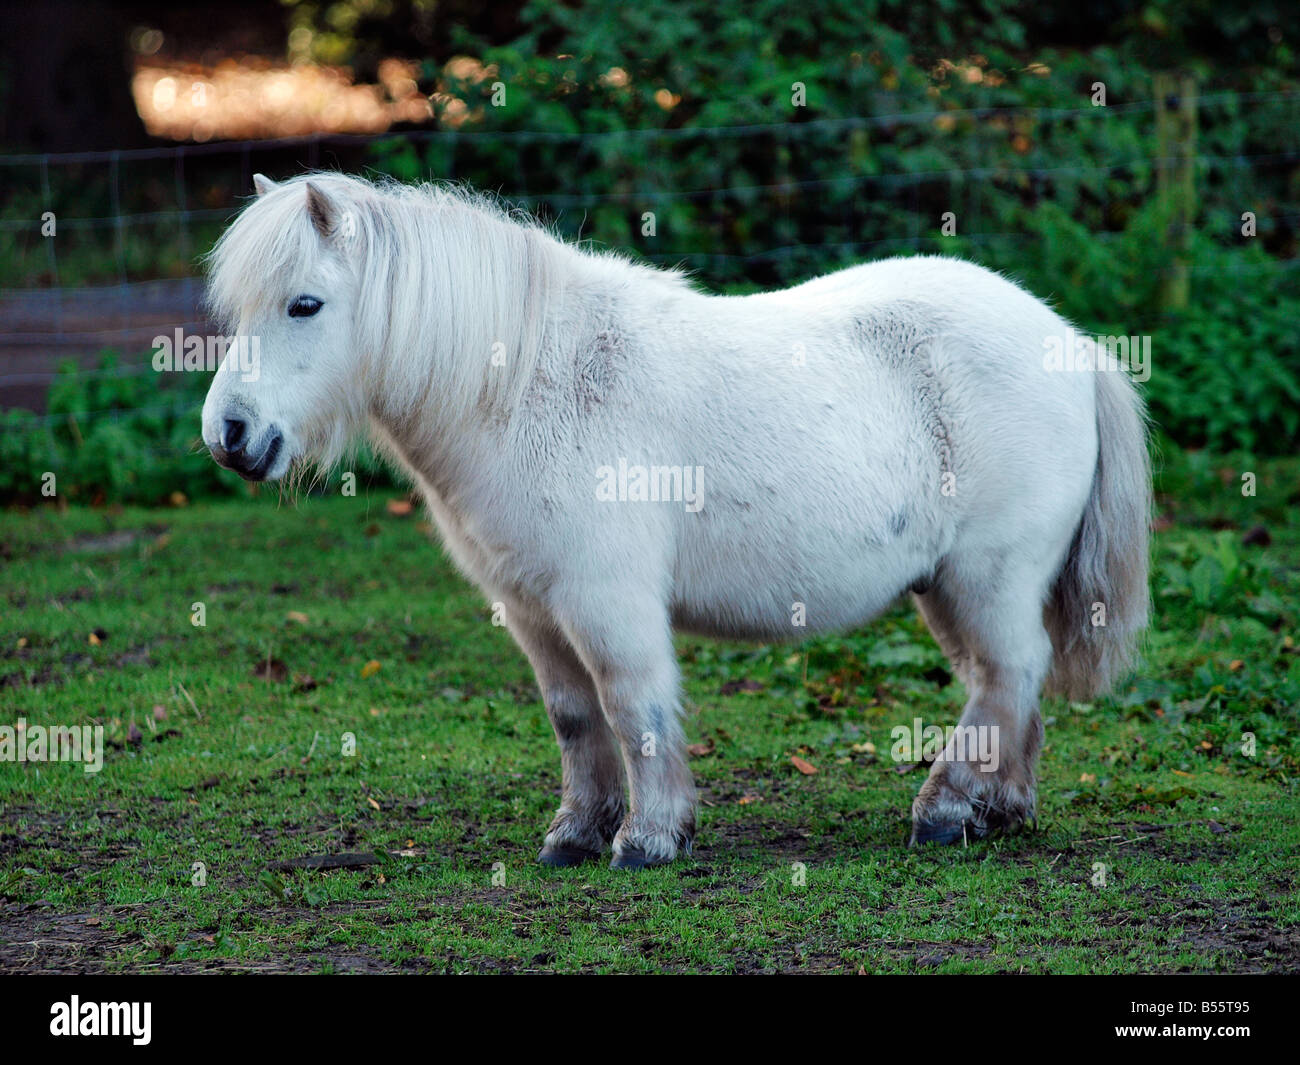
1044,363 -> 1152,700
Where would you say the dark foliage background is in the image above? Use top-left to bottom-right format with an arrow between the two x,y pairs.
1,0 -> 1296,502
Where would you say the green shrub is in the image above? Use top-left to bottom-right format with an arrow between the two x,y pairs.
1,352 -> 399,505
4,1 -> 1297,502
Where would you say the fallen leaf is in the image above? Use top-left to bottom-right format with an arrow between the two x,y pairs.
687,738 -> 715,758
366,796 -> 381,811
252,658 -> 289,682
386,498 -> 414,516
169,491 -> 188,507
720,678 -> 764,696
1241,524 -> 1271,548
152,704 -> 167,722
88,628 -> 107,646
1079,772 -> 1096,784
737,793 -> 762,805
791,755 -> 818,775
286,611 -> 310,624
1228,659 -> 1243,671
361,659 -> 382,679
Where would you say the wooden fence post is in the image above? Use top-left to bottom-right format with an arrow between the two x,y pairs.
1154,73 -> 1198,311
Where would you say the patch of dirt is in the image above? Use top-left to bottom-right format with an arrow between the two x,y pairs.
0,905 -> 141,973
0,902 -> 422,974
62,525 -> 168,555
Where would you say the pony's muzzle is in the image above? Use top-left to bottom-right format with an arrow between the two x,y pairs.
207,419 -> 284,482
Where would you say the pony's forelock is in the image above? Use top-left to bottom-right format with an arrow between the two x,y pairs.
203,180 -> 332,329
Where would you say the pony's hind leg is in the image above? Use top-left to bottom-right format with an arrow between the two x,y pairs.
506,607 -> 626,866
912,578 -> 974,691
910,562 -> 1054,845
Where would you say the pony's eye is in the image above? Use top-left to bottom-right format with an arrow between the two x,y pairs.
288,296 -> 323,318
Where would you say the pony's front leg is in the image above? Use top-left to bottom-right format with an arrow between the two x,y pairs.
555,592 -> 696,869
506,612 -> 626,866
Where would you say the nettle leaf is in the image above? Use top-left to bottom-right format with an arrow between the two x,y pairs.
1188,556 -> 1223,607
1213,533 -> 1242,583
867,642 -> 933,668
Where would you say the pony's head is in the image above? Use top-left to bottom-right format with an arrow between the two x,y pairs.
203,173 -> 566,482
201,173 -> 373,481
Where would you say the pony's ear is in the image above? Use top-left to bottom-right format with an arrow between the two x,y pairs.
252,173 -> 277,197
305,182 -> 338,238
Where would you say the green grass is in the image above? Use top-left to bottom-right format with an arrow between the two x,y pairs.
1,447 -> 1297,973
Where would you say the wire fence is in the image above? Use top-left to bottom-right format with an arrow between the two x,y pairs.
1,87 -> 1297,439
3,96 -> 1298,258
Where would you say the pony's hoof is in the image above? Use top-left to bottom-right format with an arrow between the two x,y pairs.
538,843 -> 602,867
909,820 -> 969,846
609,846 -> 673,871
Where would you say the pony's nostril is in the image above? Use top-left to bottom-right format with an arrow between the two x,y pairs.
221,418 -> 248,454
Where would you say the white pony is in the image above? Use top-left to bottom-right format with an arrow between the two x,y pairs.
202,173 -> 1150,868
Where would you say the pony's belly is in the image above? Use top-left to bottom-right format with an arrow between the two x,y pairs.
668,541 -> 925,642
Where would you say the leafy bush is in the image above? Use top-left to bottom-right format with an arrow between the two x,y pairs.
1141,249 -> 1300,453
1,352 -> 401,505
3,0 -> 1297,502
2,355 -> 221,504
973,201 -> 1300,453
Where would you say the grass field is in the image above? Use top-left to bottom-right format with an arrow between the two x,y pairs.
1,446 -> 1297,974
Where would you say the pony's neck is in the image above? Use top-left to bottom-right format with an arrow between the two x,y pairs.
360,196 -> 565,436
361,202 -> 689,492
360,203 -> 569,488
